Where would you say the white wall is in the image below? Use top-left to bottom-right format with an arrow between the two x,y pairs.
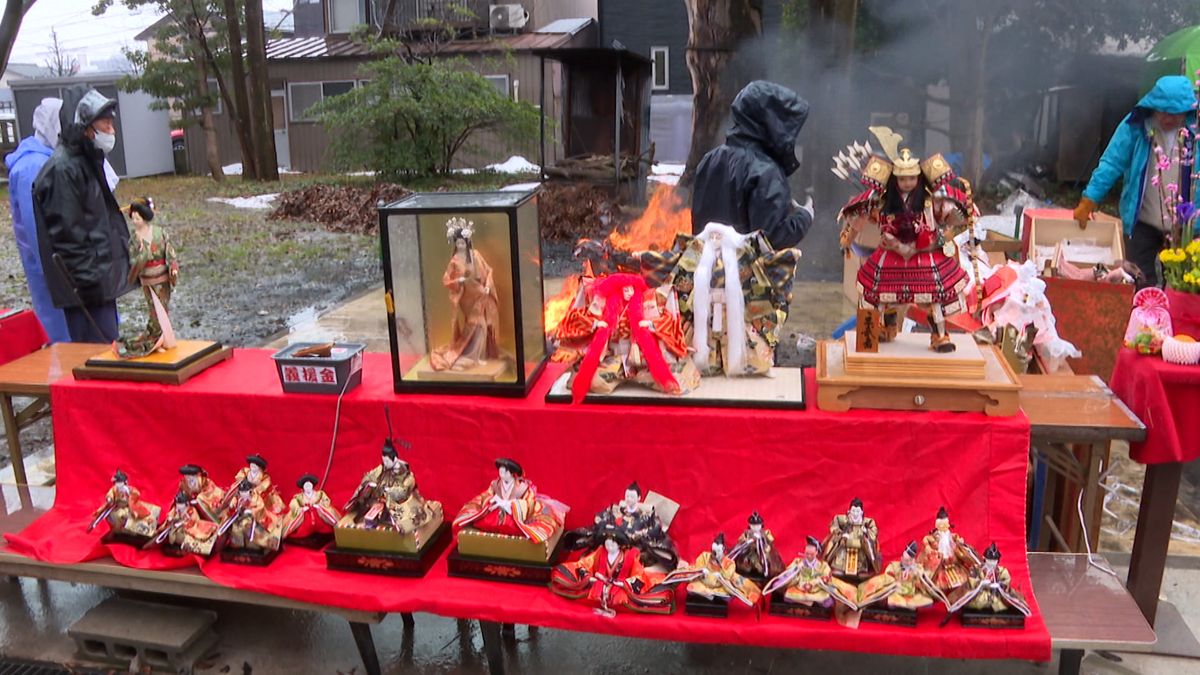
118,89 -> 174,177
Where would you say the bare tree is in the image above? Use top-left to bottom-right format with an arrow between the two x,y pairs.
244,0 -> 277,180
44,29 -> 81,77
0,0 -> 36,77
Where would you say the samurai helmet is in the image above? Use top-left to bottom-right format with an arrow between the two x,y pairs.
893,148 -> 922,177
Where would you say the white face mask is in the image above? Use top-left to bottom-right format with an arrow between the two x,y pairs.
92,130 -> 116,154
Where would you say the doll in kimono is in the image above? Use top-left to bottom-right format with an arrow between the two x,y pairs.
919,506 -> 980,594
177,464 -> 225,522
729,511 -> 785,580
945,543 -> 1032,618
430,217 -> 501,372
452,458 -> 565,545
222,454 -> 285,517
282,474 -> 341,542
550,527 -> 675,616
219,479 -> 283,553
659,533 -> 762,607
822,498 -> 881,581
145,493 -> 219,556
566,481 -> 679,570
857,541 -> 948,612
116,196 -> 179,358
763,536 -> 859,610
88,470 -> 161,540
340,439 -> 443,537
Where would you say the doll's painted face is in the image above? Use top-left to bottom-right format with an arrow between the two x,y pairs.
455,237 -> 468,252
849,506 -> 864,524
901,550 -> 915,567
935,518 -> 950,532
749,523 -> 763,535
622,285 -> 635,301
382,455 -> 396,470
622,489 -> 639,509
604,537 -> 620,555
175,501 -> 188,515
804,543 -> 819,561
897,175 -> 919,193
185,475 -> 199,490
302,481 -> 315,495
498,465 -> 513,482
984,558 -> 998,572
248,464 -> 262,481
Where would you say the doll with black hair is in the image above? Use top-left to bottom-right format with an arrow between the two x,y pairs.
117,196 -> 179,357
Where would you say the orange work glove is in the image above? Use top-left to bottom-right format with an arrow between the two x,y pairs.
1073,197 -> 1097,230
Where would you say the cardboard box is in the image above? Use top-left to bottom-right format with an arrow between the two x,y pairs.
1020,208 -> 1124,273
843,253 -> 864,304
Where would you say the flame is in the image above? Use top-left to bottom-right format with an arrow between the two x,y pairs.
606,185 -> 692,251
543,274 -> 581,335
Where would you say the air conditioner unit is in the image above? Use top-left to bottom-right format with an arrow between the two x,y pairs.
489,4 -> 528,31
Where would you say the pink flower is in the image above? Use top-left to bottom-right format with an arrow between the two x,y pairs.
1169,183 -> 1180,195
1152,175 -> 1161,187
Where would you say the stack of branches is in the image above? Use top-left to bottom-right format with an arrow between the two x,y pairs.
268,183 -> 412,235
544,148 -> 654,182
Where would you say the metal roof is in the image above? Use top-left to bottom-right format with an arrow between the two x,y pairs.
535,18 -> 593,35
267,29 -> 580,61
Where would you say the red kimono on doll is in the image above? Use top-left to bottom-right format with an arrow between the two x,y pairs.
452,458 -> 564,544
550,537 -> 674,616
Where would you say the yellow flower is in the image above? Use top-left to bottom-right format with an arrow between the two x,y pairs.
1162,250 -> 1174,262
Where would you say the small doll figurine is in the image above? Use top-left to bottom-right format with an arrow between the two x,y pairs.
944,543 -> 1032,623
116,196 -> 180,358
452,458 -> 565,545
856,541 -> 948,617
729,511 -> 785,580
658,533 -> 762,609
282,474 -> 341,545
340,439 -> 443,537
220,454 -> 285,517
565,481 -> 679,570
145,493 -> 219,557
919,506 -> 980,595
822,498 -> 880,581
430,217 -> 501,372
177,464 -> 225,521
550,526 -> 675,617
217,479 -> 283,554
763,536 -> 859,612
88,470 -> 161,543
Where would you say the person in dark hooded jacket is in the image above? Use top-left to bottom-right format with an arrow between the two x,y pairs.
33,87 -> 134,342
691,81 -> 814,250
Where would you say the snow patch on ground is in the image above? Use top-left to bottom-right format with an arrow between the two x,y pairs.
501,182 -> 541,192
207,193 -> 280,209
486,156 -> 540,174
222,163 -> 299,176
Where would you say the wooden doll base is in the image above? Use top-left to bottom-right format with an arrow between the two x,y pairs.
100,532 -> 151,548
960,608 -> 1026,629
767,590 -> 831,620
684,593 -> 730,618
861,605 -> 918,627
447,536 -> 565,586
325,524 -> 450,578
286,532 -> 334,550
220,546 -> 281,566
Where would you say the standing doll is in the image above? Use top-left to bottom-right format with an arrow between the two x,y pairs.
430,217 -> 501,372
117,196 -> 179,358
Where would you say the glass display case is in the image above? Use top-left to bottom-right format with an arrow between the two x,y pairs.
379,190 -> 548,396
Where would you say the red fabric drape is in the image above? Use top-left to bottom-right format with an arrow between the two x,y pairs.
0,309 -> 48,366
6,350 -> 1048,660
1110,348 -> 1200,464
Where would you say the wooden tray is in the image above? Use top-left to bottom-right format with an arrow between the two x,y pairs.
817,340 -> 1021,416
844,332 -> 986,380
73,343 -> 232,385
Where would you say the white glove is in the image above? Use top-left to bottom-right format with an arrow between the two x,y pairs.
793,196 -> 814,219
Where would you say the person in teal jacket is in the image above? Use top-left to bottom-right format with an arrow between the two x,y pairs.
1074,75 -> 1197,288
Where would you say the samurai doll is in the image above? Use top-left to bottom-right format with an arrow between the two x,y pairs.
728,511 -> 785,580
452,458 -> 566,545
763,536 -> 859,611
566,481 -> 679,570
836,127 -> 972,352
87,470 -> 161,541
659,533 -> 762,608
945,543 -> 1032,620
221,454 -> 286,517
919,507 -> 981,595
177,464 -> 225,521
430,217 -> 501,372
217,479 -> 283,553
559,273 -> 700,402
116,196 -> 180,358
550,526 -> 675,617
340,440 -> 443,538
145,493 -> 219,557
282,474 -> 341,543
821,498 -> 881,580
856,541 -> 947,612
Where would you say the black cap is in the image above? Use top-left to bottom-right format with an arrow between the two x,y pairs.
984,542 -> 1001,560
626,481 -> 642,496
246,454 -> 268,469
174,492 -> 190,505
112,469 -> 128,483
179,464 -> 203,476
805,535 -> 821,549
599,524 -> 631,547
748,511 -> 764,525
238,479 -> 254,492
904,541 -> 918,558
495,458 -> 523,477
936,506 -> 949,520
713,532 -> 726,547
850,497 -> 864,510
382,439 -> 398,460
296,474 -> 320,489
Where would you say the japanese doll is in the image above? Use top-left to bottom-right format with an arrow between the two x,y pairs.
945,543 -> 1032,619
919,507 -> 980,594
452,458 -> 566,545
116,196 -> 179,358
763,536 -> 859,610
339,440 -> 443,537
177,464 -> 225,521
559,273 -> 700,402
566,481 -> 679,570
430,217 -> 501,372
222,454 -> 286,517
659,533 -> 762,607
856,541 -> 947,612
550,527 -> 675,617
145,493 -> 219,557
87,470 -> 161,540
218,479 -> 283,553
836,127 -> 972,352
282,474 -> 341,542
729,511 -> 785,580
821,498 -> 881,580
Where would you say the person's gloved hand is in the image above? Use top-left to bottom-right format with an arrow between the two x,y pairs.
1073,197 -> 1097,230
799,195 -> 814,219
77,284 -> 104,306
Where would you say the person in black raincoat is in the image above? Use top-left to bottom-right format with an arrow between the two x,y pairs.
691,81 -> 814,250
33,87 -> 134,342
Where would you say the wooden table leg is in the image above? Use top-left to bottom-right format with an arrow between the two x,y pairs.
401,612 -> 414,630
1127,461 -> 1183,626
0,393 -> 28,488
1058,648 -> 1084,675
479,619 -> 505,675
348,620 -> 382,675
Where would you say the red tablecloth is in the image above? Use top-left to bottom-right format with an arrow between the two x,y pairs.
1110,348 -> 1200,464
6,350 -> 1048,661
0,308 -> 48,366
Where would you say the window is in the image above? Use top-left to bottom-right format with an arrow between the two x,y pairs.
484,75 -> 509,97
328,0 -> 366,33
190,79 -> 222,117
288,81 -> 356,121
651,46 -> 669,90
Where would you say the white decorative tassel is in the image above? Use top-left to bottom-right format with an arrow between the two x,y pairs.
692,222 -> 750,375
